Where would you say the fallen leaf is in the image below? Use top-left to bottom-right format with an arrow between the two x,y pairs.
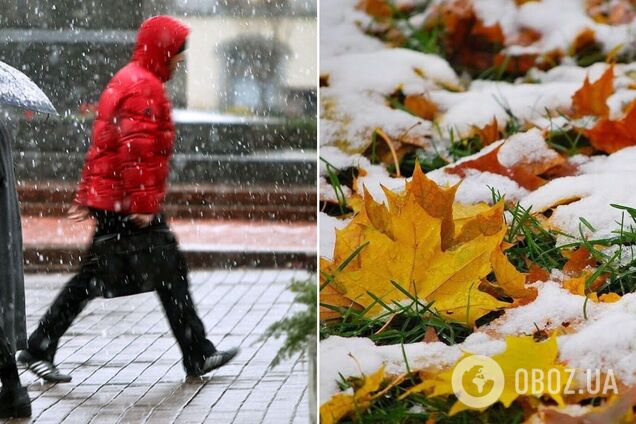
404,94 -> 438,120
407,163 -> 459,250
320,274 -> 362,321
561,271 -> 606,301
322,165 -> 519,325
473,117 -> 500,146
563,247 -> 597,276
430,0 -> 512,73
491,247 -> 537,299
357,0 -> 392,18
423,326 -> 440,343
446,145 -> 546,190
320,366 -> 386,424
509,26 -> 542,46
527,263 -> 551,283
412,335 -> 567,415
571,65 -> 614,118
599,292 -> 622,303
572,28 -> 597,56
585,99 -> 636,153
540,386 -> 636,424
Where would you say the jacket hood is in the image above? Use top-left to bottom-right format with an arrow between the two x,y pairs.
132,16 -> 190,82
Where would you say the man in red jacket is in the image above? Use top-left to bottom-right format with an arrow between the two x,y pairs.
18,16 -> 238,382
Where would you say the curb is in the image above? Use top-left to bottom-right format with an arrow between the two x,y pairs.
24,247 -> 317,273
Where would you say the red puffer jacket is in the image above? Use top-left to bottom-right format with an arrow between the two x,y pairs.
75,16 -> 190,214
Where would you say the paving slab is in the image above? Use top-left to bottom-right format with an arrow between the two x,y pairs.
2,269 -> 312,424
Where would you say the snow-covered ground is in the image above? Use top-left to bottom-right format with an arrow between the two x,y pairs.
319,0 -> 636,420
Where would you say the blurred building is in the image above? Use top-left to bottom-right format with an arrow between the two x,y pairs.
0,0 -> 317,117
175,0 -> 317,116
0,0 -> 317,225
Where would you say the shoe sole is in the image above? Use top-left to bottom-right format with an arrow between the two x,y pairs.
17,352 -> 72,383
186,349 -> 240,378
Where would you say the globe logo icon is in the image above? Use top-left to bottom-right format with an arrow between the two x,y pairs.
451,355 -> 505,409
462,365 -> 495,396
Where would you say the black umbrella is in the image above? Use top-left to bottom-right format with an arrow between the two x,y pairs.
0,60 -> 57,115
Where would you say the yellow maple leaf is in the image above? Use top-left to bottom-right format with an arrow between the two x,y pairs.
320,366 -> 385,424
321,164 -> 533,326
410,335 -> 567,415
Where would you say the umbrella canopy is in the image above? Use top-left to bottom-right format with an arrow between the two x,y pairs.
0,60 -> 57,115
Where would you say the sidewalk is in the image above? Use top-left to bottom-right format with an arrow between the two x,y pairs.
6,269 -> 312,423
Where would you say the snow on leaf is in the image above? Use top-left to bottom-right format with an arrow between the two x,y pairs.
403,94 -> 438,120
446,144 -> 546,190
473,117 -> 501,146
585,100 -> 636,153
320,165 -> 538,325
536,386 -> 636,424
319,366 -> 386,424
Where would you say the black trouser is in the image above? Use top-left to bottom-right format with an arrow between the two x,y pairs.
26,211 -> 216,375
0,325 -> 14,370
0,325 -> 21,390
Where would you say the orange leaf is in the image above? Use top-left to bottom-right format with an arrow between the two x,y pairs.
473,117 -> 500,146
571,65 -> 614,118
423,326 -> 440,343
471,20 -> 505,45
599,292 -> 622,303
527,263 -> 551,283
540,160 -> 579,180
586,100 -> 636,153
436,0 -> 517,73
494,52 -> 539,74
404,94 -> 438,120
446,145 -> 546,190
357,0 -> 392,18
407,162 -> 459,250
563,247 -> 597,276
510,27 -> 542,46
572,28 -> 597,55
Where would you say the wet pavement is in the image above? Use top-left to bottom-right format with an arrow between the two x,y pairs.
4,269 -> 312,423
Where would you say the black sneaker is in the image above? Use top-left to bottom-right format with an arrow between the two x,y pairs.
188,347 -> 240,377
17,350 -> 72,383
0,386 -> 32,418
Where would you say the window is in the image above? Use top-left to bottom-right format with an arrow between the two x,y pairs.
220,35 -> 290,115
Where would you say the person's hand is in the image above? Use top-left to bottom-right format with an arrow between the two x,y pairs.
67,203 -> 90,222
129,214 -> 155,228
